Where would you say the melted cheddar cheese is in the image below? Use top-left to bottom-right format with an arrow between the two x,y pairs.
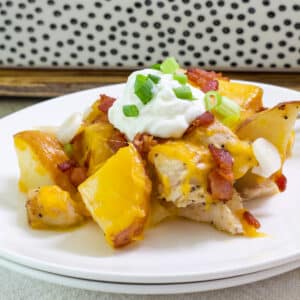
226,140 -> 257,179
79,144 -> 151,247
148,141 -> 212,200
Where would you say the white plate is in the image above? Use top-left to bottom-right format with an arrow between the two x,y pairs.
1,256 -> 300,295
0,82 -> 299,284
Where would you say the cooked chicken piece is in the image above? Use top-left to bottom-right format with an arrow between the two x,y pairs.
148,139 -> 262,235
26,185 -> 84,229
235,171 -> 279,201
239,181 -> 279,201
148,197 -> 172,226
149,142 -> 212,208
177,191 -> 244,235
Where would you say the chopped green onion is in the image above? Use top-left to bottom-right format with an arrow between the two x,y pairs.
204,92 -> 240,127
214,96 -> 240,118
63,143 -> 73,157
148,74 -> 161,84
173,72 -> 187,84
134,74 -> 154,104
123,105 -> 139,117
173,85 -> 194,100
204,91 -> 222,111
222,114 -> 240,128
160,57 -> 179,74
151,63 -> 161,70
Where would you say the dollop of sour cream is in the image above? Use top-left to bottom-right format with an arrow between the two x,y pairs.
108,69 -> 205,141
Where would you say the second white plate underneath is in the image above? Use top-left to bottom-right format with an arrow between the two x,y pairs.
1,256 -> 300,295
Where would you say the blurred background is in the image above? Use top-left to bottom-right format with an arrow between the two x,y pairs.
0,0 -> 299,99
0,0 -> 299,70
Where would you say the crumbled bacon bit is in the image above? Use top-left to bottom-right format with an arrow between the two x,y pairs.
98,94 -> 116,113
108,130 -> 128,153
275,173 -> 287,192
207,144 -> 234,201
186,68 -> 227,92
203,79 -> 218,93
58,160 -> 87,187
208,170 -> 233,201
57,160 -> 77,172
185,111 -> 215,135
208,144 -> 234,182
243,211 -> 261,229
70,167 -> 87,187
133,133 -> 160,157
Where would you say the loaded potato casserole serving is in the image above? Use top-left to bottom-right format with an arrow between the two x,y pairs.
14,58 -> 300,248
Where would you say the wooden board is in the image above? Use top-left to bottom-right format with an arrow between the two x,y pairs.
0,69 -> 299,97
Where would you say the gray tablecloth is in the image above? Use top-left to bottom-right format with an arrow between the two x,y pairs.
1,98 -> 300,300
1,266 -> 300,300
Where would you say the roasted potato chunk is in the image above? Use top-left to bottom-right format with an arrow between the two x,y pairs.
26,185 -> 84,229
79,144 -> 151,248
218,80 -> 263,112
14,130 -> 76,194
83,98 -> 107,125
72,122 -> 115,175
236,101 -> 300,160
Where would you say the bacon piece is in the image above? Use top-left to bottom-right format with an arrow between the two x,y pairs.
185,111 -> 215,135
203,79 -> 218,93
57,160 -> 77,172
208,144 -> 234,201
186,68 -> 227,92
57,160 -> 87,187
208,170 -> 233,201
133,133 -> 160,157
243,211 -> 261,229
208,144 -> 234,182
275,173 -> 287,192
113,221 -> 144,248
108,130 -> 128,153
70,167 -> 87,187
98,94 -> 116,113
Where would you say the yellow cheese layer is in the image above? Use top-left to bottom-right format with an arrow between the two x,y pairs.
148,141 -> 211,199
79,144 -> 151,247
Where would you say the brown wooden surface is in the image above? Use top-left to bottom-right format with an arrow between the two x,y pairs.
0,68 -> 299,97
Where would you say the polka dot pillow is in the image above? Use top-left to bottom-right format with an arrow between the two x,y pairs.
0,0 -> 299,70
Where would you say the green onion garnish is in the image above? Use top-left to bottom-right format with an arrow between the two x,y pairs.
173,85 -> 194,100
134,74 -> 154,104
123,104 -> 139,117
204,91 -> 241,127
63,143 -> 73,157
160,57 -> 179,74
222,114 -> 240,128
148,74 -> 161,84
173,72 -> 187,84
204,91 -> 222,111
214,96 -> 240,118
151,63 -> 161,70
